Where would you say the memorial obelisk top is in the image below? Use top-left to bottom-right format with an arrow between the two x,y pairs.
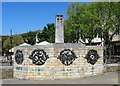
55,15 -> 64,43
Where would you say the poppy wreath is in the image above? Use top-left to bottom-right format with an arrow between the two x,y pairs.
58,49 -> 77,66
15,50 -> 24,64
29,49 -> 49,65
85,49 -> 100,65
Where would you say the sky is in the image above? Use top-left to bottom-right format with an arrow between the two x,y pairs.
2,2 -> 70,35
0,2 -> 2,35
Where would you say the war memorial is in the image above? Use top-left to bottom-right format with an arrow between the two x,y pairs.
12,15 -> 104,80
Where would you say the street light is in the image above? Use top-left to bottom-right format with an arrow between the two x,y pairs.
10,29 -> 13,47
8,29 -> 13,66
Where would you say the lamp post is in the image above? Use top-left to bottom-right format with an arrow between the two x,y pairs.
9,29 -> 13,66
36,32 -> 39,44
10,29 -> 13,47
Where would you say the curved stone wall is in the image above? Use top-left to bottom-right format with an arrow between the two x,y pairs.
13,44 -> 104,80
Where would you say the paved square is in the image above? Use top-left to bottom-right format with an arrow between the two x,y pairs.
2,71 -> 119,84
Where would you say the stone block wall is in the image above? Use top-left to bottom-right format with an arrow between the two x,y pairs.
105,64 -> 120,72
0,66 -> 13,79
13,44 -> 104,80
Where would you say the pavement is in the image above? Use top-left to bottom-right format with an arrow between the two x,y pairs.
1,71 -> 120,84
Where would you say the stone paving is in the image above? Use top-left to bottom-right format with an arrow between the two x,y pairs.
1,71 -> 119,84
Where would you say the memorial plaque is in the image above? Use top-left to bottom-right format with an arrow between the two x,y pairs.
85,49 -> 100,65
15,50 -> 24,64
58,49 -> 77,66
29,49 -> 49,65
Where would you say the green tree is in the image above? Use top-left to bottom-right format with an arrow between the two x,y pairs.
65,2 -> 120,45
3,35 -> 24,52
37,23 -> 55,43
93,2 -> 120,61
1,36 -> 8,54
23,31 -> 36,45
65,2 -> 120,62
65,3 -> 97,44
94,2 -> 120,44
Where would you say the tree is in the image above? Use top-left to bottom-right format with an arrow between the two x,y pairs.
93,2 -> 120,62
1,36 -> 8,55
3,35 -> 24,52
65,2 -> 120,45
22,31 -> 36,45
12,35 -> 24,46
37,23 -> 55,43
65,3 -> 98,44
94,2 -> 120,44
65,2 -> 120,63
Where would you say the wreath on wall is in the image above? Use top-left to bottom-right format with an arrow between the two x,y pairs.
58,49 -> 77,66
29,49 -> 49,65
15,50 -> 24,64
85,49 -> 100,65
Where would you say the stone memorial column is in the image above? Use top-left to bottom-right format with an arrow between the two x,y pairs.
55,15 -> 64,43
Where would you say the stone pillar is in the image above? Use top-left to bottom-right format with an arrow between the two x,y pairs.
55,15 -> 64,43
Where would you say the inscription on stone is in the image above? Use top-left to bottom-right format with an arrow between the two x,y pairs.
58,49 -> 77,66
15,50 -> 24,64
29,49 -> 49,65
85,49 -> 100,65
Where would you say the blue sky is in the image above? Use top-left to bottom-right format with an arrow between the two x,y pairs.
2,2 -> 70,35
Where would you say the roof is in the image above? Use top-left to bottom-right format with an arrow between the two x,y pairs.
35,41 -> 50,45
92,37 -> 102,43
19,43 -> 30,46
